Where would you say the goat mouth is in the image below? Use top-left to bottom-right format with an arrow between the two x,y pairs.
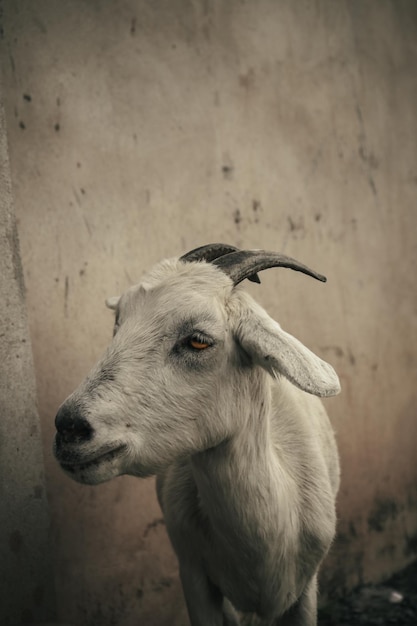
59,444 -> 127,474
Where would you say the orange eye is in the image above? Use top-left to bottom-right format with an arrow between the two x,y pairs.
190,339 -> 210,350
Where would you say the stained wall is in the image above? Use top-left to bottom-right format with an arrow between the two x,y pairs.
0,78 -> 56,624
1,1 -> 416,625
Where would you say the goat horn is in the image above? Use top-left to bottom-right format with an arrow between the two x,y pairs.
212,250 -> 327,285
180,243 -> 240,263
180,243 -> 261,283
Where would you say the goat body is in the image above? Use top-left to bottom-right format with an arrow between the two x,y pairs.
54,248 -> 340,626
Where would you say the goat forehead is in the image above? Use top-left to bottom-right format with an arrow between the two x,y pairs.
119,259 -> 232,320
141,257 -> 232,291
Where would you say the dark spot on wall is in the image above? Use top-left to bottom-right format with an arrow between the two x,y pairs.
368,175 -> 377,196
143,517 -> 165,538
349,521 -> 358,538
252,199 -> 262,223
126,423 -> 131,428
239,67 -> 256,90
80,187 -> 86,195
77,161 -> 81,168
233,208 -> 242,226
315,213 -> 322,222
222,164 -> 233,179
23,93 -> 32,102
358,145 -> 366,162
130,17 -> 137,35
9,529 -> 23,553
79,268 -> 85,276
367,498 -> 398,533
287,216 -> 305,233
54,123 -> 60,132
348,350 -> 356,366
64,275 -> 69,317
19,120 -> 25,129
56,96 -> 61,106
83,216 -> 92,236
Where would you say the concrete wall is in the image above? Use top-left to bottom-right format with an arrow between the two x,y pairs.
0,78 -> 56,624
1,1 -> 416,625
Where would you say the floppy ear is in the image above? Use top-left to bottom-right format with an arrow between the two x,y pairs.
237,305 -> 340,398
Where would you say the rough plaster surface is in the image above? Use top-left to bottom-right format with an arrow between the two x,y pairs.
0,80 -> 56,623
1,1 -> 417,625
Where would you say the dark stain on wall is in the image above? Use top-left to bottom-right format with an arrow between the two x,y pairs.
367,498 -> 398,533
222,163 -> 233,179
64,275 -> 69,317
143,517 -> 165,538
252,199 -> 262,223
6,218 -> 26,298
233,208 -> 242,226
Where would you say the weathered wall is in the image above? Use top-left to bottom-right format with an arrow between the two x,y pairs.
0,77 -> 56,624
1,1 -> 416,625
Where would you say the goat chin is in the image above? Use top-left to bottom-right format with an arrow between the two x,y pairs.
56,442 -> 127,485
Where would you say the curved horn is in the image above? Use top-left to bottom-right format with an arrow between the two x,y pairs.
180,243 -> 240,263
180,243 -> 261,283
212,250 -> 327,285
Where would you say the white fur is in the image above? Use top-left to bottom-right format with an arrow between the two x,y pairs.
54,257 -> 340,626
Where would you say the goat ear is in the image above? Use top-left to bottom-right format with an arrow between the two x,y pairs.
237,307 -> 341,398
105,296 -> 120,310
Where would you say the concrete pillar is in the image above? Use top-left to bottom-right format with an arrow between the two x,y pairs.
0,78 -> 56,624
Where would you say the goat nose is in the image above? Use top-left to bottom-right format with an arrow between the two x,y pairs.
55,403 -> 93,443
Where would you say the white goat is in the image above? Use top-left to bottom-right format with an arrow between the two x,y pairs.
54,244 -> 340,626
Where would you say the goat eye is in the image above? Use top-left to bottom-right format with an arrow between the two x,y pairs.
189,338 -> 210,350
182,332 -> 214,351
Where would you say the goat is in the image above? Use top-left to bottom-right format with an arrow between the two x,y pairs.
54,244 -> 340,626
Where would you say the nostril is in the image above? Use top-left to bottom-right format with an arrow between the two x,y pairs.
55,403 -> 93,442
